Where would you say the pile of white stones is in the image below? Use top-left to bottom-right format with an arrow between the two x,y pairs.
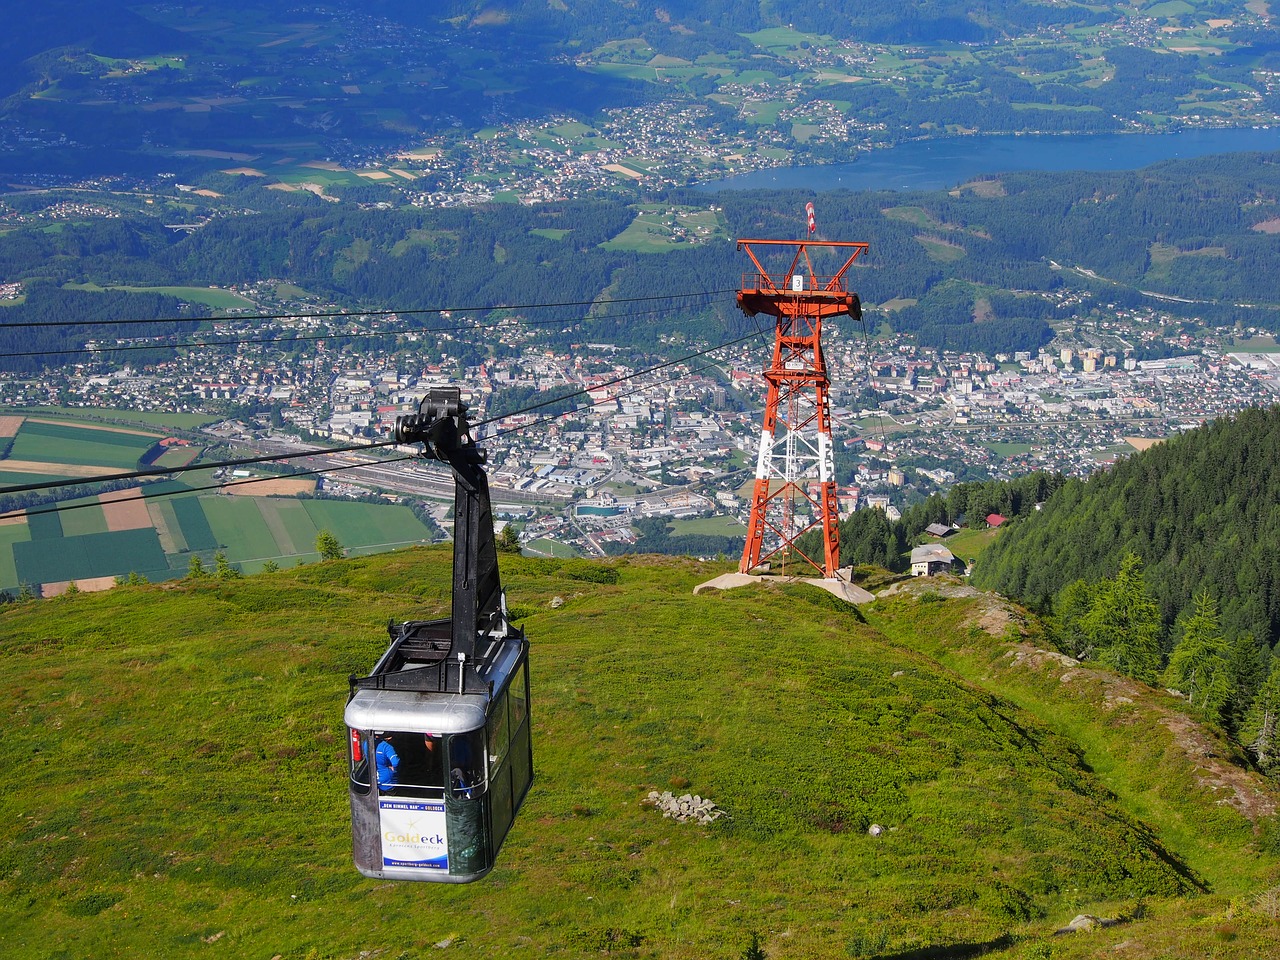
643,790 -> 725,825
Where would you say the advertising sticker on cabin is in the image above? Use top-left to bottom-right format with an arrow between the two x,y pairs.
379,799 -> 448,870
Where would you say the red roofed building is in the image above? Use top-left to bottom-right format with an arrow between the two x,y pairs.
986,513 -> 1007,527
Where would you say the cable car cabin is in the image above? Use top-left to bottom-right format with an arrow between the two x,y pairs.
346,617 -> 532,883
346,387 -> 533,883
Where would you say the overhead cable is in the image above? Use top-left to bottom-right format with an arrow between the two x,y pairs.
0,299 -> 712,360
0,289 -> 736,330
9,334 -> 769,520
0,328 -> 764,497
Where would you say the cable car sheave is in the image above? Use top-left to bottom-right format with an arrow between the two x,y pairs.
345,388 -> 533,883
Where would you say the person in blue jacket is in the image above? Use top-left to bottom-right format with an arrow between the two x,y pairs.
375,733 -> 400,791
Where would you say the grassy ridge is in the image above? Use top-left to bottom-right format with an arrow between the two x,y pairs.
869,581 -> 1280,895
0,552 -> 1277,958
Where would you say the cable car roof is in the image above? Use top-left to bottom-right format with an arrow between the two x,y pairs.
345,688 -> 487,735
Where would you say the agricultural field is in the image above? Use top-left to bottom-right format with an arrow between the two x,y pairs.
0,411 -> 435,592
1,416 -> 174,477
11,407 -> 219,431
668,514 -> 748,537
62,283 -> 257,311
0,484 -> 436,594
600,204 -> 728,253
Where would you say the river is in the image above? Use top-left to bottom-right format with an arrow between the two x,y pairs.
699,127 -> 1280,193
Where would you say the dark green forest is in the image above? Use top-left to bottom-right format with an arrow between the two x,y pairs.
973,406 -> 1280,647
4,152 -> 1280,372
970,407 -> 1280,765
797,471 -> 1067,572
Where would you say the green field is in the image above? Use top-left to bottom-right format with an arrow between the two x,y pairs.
62,282 -> 256,310
522,537 -> 580,558
0,522 -> 30,587
600,206 -> 726,253
0,484 -> 437,589
668,514 -> 748,537
0,553 -> 1275,959
201,496 -> 281,560
916,236 -> 968,262
0,470 -> 75,489
300,499 -> 431,552
6,407 -> 218,430
741,99 -> 785,124
277,499 -> 322,554
743,27 -> 831,53
57,501 -> 109,538
7,420 -> 158,470
985,441 -> 1034,458
931,526 -> 999,566
13,527 -> 167,584
153,446 -> 200,469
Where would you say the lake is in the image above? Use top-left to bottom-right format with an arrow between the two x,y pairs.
700,127 -> 1280,193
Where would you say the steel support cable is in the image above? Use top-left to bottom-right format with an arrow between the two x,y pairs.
855,310 -> 891,450
0,326 -> 763,497
473,328 -> 765,431
0,298 -> 715,360
0,289 -> 737,330
12,455 -> 420,521
9,329 -> 771,520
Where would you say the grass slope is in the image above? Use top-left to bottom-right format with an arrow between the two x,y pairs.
0,553 -> 1277,959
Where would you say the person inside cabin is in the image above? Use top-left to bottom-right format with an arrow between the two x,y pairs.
375,732 -> 400,791
422,733 -> 443,786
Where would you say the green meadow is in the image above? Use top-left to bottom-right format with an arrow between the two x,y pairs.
0,553 -> 1275,959
62,282 -> 256,310
8,407 -> 219,431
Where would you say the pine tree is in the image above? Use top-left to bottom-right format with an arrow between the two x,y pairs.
316,529 -> 344,561
1162,592 -> 1230,721
214,552 -> 242,580
496,524 -> 521,553
1053,578 -> 1097,660
1242,663 -> 1280,774
1086,553 -> 1163,684
1222,632 -> 1268,733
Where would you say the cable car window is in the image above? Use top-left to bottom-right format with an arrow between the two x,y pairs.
374,732 -> 401,791
510,662 -> 529,733
488,691 -> 510,777
349,728 -> 372,793
370,732 -> 447,797
448,731 -> 485,799
419,733 -> 445,788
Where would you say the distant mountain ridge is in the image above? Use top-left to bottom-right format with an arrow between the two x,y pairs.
432,0 -> 1108,46
0,1 -> 186,95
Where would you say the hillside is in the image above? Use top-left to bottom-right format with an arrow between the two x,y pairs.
1,549 -> 1277,958
973,406 -> 1280,647
3,0 -> 1276,180
7,154 -> 1280,374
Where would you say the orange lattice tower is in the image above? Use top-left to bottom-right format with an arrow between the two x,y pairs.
737,238 -> 868,578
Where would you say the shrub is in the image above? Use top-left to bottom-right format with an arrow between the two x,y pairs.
562,558 -> 619,584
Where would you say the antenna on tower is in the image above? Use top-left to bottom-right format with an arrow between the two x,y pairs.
734,237 -> 868,579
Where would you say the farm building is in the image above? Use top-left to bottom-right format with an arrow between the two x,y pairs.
910,543 -> 956,577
